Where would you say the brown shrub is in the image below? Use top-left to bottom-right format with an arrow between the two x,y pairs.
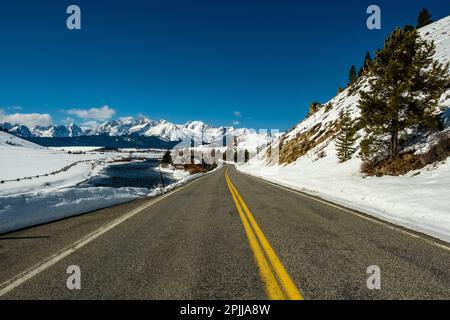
278,120 -> 341,165
183,164 -> 208,175
362,133 -> 450,176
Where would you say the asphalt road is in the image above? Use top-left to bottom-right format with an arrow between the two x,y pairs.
0,165 -> 449,299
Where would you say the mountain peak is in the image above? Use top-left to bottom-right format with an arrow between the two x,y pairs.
0,116 -> 276,151
183,121 -> 208,130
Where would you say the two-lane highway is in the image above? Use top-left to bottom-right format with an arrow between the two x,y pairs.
1,165 -> 449,299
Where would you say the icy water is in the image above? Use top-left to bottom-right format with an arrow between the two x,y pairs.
82,159 -> 177,189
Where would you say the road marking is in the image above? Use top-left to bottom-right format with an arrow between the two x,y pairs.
225,169 -> 304,300
236,168 -> 450,252
225,173 -> 285,299
0,175 -> 208,297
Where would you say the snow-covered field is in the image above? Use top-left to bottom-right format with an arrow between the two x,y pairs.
237,16 -> 450,243
0,131 -> 198,234
1,142 -> 138,196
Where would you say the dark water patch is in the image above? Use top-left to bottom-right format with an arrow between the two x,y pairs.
81,159 -> 177,189
24,134 -> 179,149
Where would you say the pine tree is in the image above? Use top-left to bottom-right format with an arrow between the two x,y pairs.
358,52 -> 373,77
417,8 -> 433,29
359,26 -> 449,161
161,150 -> 172,165
363,52 -> 372,72
348,65 -> 357,85
404,24 -> 415,33
335,110 -> 357,162
244,149 -> 250,163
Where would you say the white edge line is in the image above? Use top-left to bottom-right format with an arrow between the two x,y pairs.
234,167 -> 450,252
0,173 -> 209,297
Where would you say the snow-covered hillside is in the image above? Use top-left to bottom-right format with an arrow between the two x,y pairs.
1,131 -> 137,195
0,131 -> 43,149
420,16 -> 450,64
238,15 -> 450,242
275,15 -> 450,163
0,131 -> 194,234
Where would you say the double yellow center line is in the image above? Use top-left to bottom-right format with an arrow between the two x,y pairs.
225,169 -> 304,300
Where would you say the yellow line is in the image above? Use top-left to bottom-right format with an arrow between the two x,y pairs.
225,169 -> 304,300
225,174 -> 285,300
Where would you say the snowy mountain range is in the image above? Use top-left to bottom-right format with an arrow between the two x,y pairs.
0,122 -> 83,138
0,117 -> 276,150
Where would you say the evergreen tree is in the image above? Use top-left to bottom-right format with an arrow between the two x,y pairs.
348,65 -> 357,85
363,52 -> 372,73
403,24 -> 415,33
244,149 -> 250,163
359,26 -> 449,161
417,8 -> 433,29
190,149 -> 195,164
358,52 -> 373,77
161,150 -> 172,165
335,110 -> 357,162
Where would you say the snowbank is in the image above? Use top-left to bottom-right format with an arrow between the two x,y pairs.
0,162 -> 102,196
237,145 -> 450,243
0,187 -> 149,234
0,166 -> 208,235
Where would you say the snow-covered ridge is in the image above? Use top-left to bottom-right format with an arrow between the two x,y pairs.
0,117 -> 274,147
0,117 -> 276,151
419,15 -> 450,64
0,131 -> 43,149
273,15 -> 450,163
238,15 -> 450,243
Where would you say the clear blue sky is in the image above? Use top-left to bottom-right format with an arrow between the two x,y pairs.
0,0 -> 448,130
